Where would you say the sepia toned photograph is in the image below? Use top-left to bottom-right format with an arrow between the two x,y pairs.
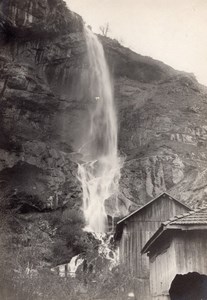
0,0 -> 207,299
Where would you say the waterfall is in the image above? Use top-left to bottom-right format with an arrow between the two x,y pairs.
77,26 -> 121,233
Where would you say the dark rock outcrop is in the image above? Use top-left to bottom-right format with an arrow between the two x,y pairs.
0,0 -> 83,38
0,0 -> 86,266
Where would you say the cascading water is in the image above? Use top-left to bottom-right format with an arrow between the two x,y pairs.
77,26 -> 121,233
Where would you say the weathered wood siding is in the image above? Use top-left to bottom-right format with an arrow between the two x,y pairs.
119,194 -> 189,300
149,237 -> 176,298
174,231 -> 207,275
149,230 -> 207,299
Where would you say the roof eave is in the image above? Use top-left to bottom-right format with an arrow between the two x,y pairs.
141,223 -> 165,254
142,223 -> 207,254
117,192 -> 191,225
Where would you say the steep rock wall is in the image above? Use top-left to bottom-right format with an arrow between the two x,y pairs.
0,0 -> 88,266
115,71 -> 207,210
99,36 -> 207,213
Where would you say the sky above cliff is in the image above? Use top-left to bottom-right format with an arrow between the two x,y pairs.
67,0 -> 207,86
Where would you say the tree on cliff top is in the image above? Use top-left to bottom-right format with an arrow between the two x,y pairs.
99,22 -> 110,37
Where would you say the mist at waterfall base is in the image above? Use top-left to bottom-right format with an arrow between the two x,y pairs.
77,26 -> 121,234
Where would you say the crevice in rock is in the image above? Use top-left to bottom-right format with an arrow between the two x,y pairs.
0,75 -> 8,97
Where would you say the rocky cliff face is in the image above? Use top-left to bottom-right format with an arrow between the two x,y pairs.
117,73 -> 207,209
100,36 -> 207,213
1,0 -> 207,269
0,0 -> 87,267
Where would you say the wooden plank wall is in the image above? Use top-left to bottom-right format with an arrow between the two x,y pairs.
149,231 -> 207,298
119,195 -> 190,300
149,238 -> 176,297
175,231 -> 207,275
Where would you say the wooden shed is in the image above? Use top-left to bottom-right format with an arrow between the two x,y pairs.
115,193 -> 191,300
142,207 -> 207,300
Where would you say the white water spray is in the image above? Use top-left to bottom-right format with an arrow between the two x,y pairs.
68,254 -> 84,277
77,26 -> 121,233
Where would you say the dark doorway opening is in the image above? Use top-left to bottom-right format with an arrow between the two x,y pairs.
169,272 -> 207,300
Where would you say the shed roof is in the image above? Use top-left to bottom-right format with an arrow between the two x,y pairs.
142,206 -> 207,254
117,192 -> 191,225
163,207 -> 207,226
